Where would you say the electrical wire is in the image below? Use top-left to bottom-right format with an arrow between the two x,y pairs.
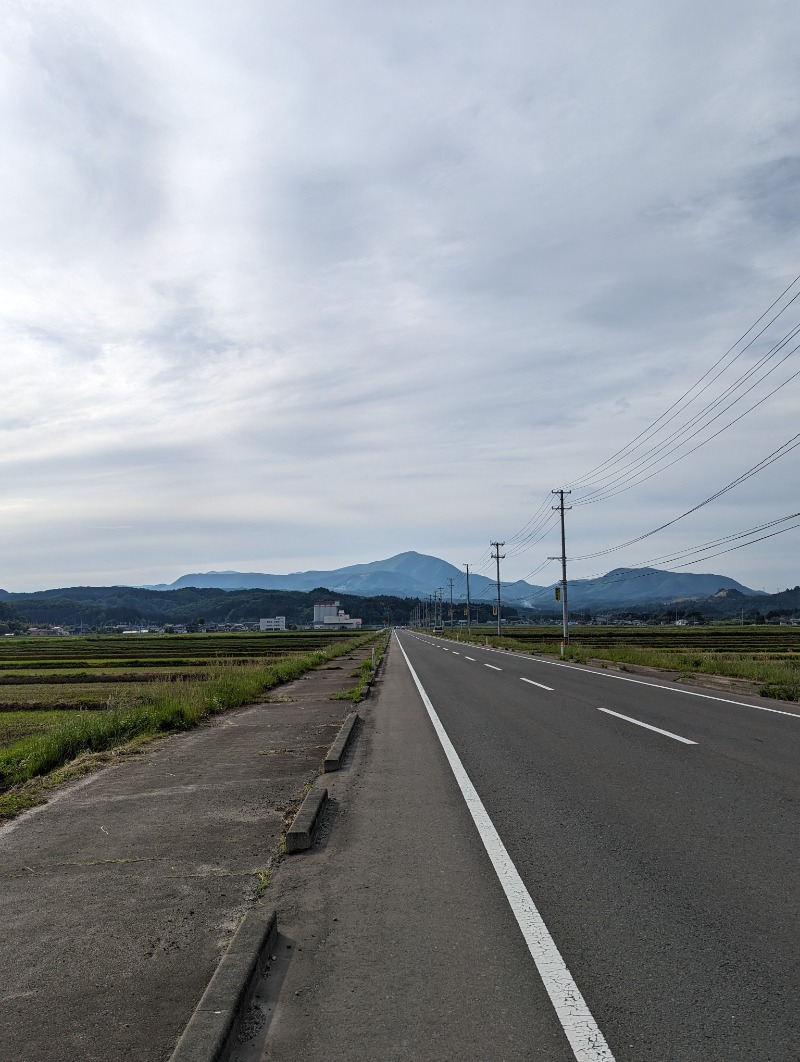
566,273 -> 800,491
572,327 -> 800,504
569,428 -> 800,562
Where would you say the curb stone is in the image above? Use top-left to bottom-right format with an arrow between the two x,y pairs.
285,786 -> 328,852
169,908 -> 277,1062
323,712 -> 360,772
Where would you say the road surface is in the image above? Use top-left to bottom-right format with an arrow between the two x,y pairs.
256,631 -> 800,1062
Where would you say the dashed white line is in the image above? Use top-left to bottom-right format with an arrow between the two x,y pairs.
396,636 -> 616,1062
465,656 -> 476,661
473,644 -> 800,720
484,664 -> 502,671
520,677 -> 554,691
591,705 -> 697,744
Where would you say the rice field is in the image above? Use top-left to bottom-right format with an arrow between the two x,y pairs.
0,629 -> 379,813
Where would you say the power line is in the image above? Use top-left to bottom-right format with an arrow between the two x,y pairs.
573,328 -> 800,505
569,428 -> 800,562
567,273 -> 800,491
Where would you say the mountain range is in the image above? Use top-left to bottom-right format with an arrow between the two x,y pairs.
143,551 -> 763,609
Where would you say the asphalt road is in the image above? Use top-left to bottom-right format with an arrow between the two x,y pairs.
394,631 -> 800,1061
256,632 -> 799,1061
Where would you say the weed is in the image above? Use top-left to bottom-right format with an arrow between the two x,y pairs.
330,634 -> 390,703
254,868 -> 273,898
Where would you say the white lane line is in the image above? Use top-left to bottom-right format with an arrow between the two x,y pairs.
451,652 -> 460,656
396,637 -> 616,1062
521,677 -> 554,692
465,656 -> 476,661
485,664 -> 502,671
518,656 -> 800,719
470,644 -> 800,720
592,706 -> 697,745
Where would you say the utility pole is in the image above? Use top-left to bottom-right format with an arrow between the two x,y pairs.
490,542 -> 505,638
463,563 -> 471,631
447,578 -> 454,627
437,588 -> 444,627
549,489 -> 572,651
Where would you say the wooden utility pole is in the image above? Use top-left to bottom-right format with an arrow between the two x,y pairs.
550,490 -> 572,649
490,542 -> 505,638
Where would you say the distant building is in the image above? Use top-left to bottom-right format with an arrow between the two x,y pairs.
312,600 -> 362,630
259,616 -> 287,631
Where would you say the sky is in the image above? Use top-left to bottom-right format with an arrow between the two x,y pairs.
1,0 -> 799,594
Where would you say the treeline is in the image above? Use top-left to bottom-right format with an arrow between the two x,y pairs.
0,585 -> 419,628
0,601 -> 25,634
1,581 -> 797,630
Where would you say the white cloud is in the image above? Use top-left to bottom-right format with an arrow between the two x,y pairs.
1,0 -> 799,591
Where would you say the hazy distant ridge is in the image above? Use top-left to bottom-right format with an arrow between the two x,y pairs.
142,551 -> 762,607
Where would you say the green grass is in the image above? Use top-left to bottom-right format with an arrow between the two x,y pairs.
331,633 -> 390,702
0,682 -> 149,708
0,631 -> 382,813
0,709 -> 92,749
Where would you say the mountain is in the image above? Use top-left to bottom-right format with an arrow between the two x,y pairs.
0,556 -> 784,627
145,551 -> 513,599
561,567 -> 763,608
143,552 -> 761,608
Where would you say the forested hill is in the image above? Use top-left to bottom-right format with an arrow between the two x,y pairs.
0,585 -> 413,628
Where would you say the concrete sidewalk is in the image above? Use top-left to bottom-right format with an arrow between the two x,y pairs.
0,648 -> 373,1062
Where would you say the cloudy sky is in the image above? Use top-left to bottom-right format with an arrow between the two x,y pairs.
1,0 -> 799,593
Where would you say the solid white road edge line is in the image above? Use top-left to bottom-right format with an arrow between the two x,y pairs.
396,635 -> 616,1062
520,678 -> 555,692
592,705 -> 697,745
475,645 -> 800,720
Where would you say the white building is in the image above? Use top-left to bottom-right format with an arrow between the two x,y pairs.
259,616 -> 287,631
312,600 -> 362,629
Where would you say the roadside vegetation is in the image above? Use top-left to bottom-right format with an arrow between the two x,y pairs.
332,630 -> 390,702
0,630 -> 383,819
437,625 -> 800,702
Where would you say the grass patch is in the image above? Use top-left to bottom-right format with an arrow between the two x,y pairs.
0,709 -> 92,751
331,633 -> 390,703
254,867 -> 273,898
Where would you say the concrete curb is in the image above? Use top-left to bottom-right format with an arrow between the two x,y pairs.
285,786 -> 328,852
169,907 -> 277,1062
323,712 -> 360,772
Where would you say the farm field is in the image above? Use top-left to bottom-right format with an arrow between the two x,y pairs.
441,624 -> 800,700
0,629 -> 381,817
